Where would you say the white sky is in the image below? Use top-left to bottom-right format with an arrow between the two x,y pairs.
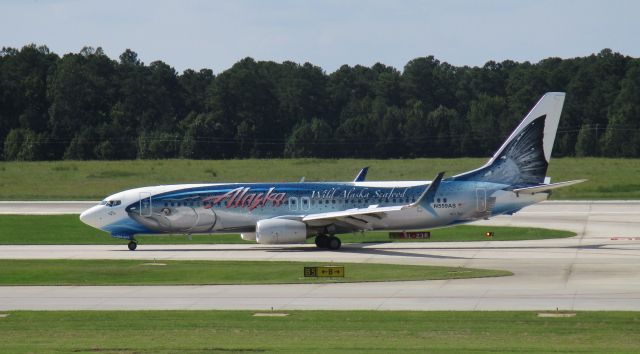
1,0 -> 638,73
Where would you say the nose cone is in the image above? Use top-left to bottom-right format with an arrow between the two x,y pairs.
80,205 -> 106,229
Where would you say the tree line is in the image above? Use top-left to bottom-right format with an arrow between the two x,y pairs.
1,44 -> 640,161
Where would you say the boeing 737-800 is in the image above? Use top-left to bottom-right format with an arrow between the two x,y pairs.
80,92 -> 584,250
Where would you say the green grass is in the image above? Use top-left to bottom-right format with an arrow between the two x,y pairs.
0,157 -> 637,200
0,215 -> 575,245
0,311 -> 638,353
333,226 -> 575,243
0,259 -> 510,285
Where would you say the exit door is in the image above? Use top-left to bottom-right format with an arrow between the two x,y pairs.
476,189 -> 486,212
139,192 -> 152,216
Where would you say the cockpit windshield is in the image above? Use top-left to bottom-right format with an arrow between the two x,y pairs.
101,200 -> 122,207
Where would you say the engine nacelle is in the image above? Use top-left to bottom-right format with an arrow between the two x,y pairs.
255,219 -> 308,244
240,232 -> 256,241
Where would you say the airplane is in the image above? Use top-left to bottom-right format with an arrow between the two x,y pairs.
80,92 -> 585,251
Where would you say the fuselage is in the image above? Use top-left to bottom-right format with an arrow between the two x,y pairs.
79,92 -> 571,250
79,179 -> 547,238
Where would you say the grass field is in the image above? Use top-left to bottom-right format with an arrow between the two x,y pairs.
0,311 -> 638,353
0,157 -> 638,200
0,215 -> 575,245
0,259 -> 510,285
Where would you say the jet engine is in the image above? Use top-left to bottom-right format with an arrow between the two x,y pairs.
255,219 -> 308,244
240,232 -> 256,241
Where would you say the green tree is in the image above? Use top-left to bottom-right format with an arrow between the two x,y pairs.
284,118 -> 333,157
467,95 -> 508,155
138,131 -> 180,159
64,128 -> 99,160
574,124 -> 597,157
0,44 -> 58,158
47,47 -> 117,158
603,62 -> 640,157
2,45 -> 640,160
3,128 -> 36,160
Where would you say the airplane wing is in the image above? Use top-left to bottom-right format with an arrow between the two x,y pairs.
301,172 -> 445,230
301,205 -> 406,230
511,179 -> 587,195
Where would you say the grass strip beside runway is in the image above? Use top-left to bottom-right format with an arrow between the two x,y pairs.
0,259 -> 511,285
0,311 -> 638,353
0,215 -> 575,245
0,157 -> 631,200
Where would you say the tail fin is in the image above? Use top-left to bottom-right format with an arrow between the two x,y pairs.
452,92 -> 566,186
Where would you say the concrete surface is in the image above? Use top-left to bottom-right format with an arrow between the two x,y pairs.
0,201 -> 639,311
0,201 -> 97,215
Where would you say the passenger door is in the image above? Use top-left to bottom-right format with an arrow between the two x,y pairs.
139,192 -> 152,216
476,189 -> 486,212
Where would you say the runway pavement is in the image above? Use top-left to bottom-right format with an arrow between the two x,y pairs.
0,200 -> 639,311
0,201 -> 97,214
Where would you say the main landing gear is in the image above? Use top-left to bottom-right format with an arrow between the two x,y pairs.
128,240 -> 138,251
315,234 -> 341,250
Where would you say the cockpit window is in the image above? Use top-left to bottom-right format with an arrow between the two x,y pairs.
104,200 -> 122,207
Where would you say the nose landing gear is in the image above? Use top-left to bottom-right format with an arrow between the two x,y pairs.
314,234 -> 341,250
127,240 -> 138,251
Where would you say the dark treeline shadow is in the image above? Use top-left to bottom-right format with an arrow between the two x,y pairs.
1,45 -> 639,160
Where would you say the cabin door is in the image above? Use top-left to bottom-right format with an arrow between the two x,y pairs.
476,189 -> 487,212
139,192 -> 152,216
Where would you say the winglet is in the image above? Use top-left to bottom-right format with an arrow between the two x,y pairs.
406,172 -> 445,208
353,167 -> 369,182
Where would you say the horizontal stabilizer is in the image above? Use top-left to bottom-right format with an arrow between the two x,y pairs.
512,179 -> 587,195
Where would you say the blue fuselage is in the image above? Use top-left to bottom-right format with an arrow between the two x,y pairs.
82,179 -> 545,238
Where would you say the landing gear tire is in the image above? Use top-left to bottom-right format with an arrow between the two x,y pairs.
315,235 -> 329,248
327,236 -> 341,250
127,241 -> 137,251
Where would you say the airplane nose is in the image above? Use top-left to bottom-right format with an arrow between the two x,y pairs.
80,205 -> 105,229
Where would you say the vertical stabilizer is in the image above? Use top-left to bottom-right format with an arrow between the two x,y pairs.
451,92 -> 565,186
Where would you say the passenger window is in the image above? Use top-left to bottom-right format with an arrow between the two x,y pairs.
301,197 -> 311,211
289,197 -> 299,211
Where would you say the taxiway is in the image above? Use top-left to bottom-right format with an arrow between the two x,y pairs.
0,201 -> 639,311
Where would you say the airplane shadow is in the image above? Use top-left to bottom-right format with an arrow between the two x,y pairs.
125,243 -> 467,260
115,242 -> 637,260
270,243 -> 468,260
